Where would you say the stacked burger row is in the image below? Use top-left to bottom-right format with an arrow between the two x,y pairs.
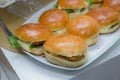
10,0 -> 120,68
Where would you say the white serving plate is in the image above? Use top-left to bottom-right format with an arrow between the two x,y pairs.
23,1 -> 120,70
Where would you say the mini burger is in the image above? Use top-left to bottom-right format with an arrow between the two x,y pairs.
38,9 -> 69,34
103,0 -> 120,13
87,7 -> 120,34
66,15 -> 100,46
9,23 -> 52,55
43,34 -> 87,68
56,0 -> 90,19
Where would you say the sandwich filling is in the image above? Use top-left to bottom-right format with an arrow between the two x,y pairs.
9,36 -> 44,55
44,49 -> 87,62
54,1 -> 89,14
100,20 -> 120,34
44,49 -> 87,67
18,40 -> 44,55
89,0 -> 103,9
57,6 -> 89,14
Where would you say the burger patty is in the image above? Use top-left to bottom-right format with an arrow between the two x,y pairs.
45,50 -> 86,62
59,55 -> 85,62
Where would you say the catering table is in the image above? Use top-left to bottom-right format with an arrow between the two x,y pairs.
0,0 -> 120,80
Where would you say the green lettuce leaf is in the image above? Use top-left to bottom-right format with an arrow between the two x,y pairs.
9,36 -> 20,48
80,8 -> 86,12
53,4 -> 58,8
87,0 -> 93,4
64,9 -> 75,13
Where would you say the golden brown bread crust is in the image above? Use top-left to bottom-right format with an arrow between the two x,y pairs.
103,0 -> 120,13
38,9 -> 69,31
43,34 -> 87,57
14,23 -> 52,43
87,7 -> 119,27
66,15 -> 100,40
57,0 -> 87,9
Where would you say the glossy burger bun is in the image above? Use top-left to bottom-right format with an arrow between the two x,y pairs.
15,23 -> 52,43
43,34 -> 87,68
57,0 -> 89,19
103,0 -> 120,13
66,15 -> 100,46
38,8 -> 69,33
57,0 -> 88,9
87,7 -> 120,34
14,23 -> 52,55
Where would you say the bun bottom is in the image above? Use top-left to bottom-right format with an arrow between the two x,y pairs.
100,22 -> 120,34
87,34 -> 99,46
44,50 -> 87,68
18,40 -> 44,55
30,47 -> 43,55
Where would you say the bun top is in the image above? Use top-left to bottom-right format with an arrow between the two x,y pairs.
44,34 -> 87,57
103,0 -> 120,13
66,15 -> 99,39
14,23 -> 52,43
38,9 -> 69,31
57,0 -> 87,9
87,7 -> 119,27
